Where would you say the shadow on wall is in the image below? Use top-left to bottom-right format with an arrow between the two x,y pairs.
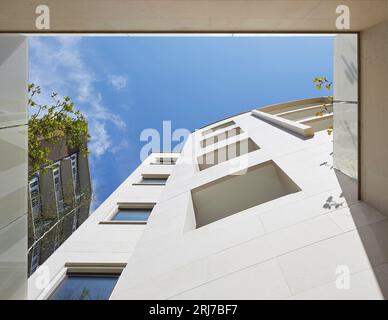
331,170 -> 388,298
341,54 -> 358,85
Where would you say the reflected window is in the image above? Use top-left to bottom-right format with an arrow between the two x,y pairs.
52,163 -> 64,214
29,176 -> 42,218
112,208 -> 152,222
49,274 -> 118,300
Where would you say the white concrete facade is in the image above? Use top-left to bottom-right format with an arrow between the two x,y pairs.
28,95 -> 388,299
360,20 -> 388,217
28,152 -> 178,299
0,0 -> 385,300
111,107 -> 388,300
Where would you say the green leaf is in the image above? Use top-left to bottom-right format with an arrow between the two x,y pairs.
28,83 -> 89,179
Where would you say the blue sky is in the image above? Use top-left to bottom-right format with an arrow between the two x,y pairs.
29,35 -> 333,209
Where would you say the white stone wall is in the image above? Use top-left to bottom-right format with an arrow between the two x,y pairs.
333,34 -> 358,180
27,152 -> 178,299
110,110 -> 388,300
29,99 -> 388,300
360,20 -> 388,217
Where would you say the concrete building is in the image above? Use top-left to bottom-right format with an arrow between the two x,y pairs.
27,89 -> 388,299
27,140 -> 92,276
1,0 -> 387,301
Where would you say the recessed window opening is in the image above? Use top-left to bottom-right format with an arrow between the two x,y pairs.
153,157 -> 177,165
198,138 -> 259,170
140,177 -> 168,185
192,160 -> 301,228
112,208 -> 152,222
201,127 -> 243,148
48,263 -> 125,300
99,203 -> 155,224
202,120 -> 235,136
135,174 -> 169,185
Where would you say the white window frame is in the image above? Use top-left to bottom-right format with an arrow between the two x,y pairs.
37,262 -> 126,300
99,202 -> 155,225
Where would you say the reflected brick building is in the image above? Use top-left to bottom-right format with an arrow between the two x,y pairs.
27,140 -> 92,276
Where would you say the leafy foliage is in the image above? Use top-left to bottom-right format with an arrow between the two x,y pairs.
313,77 -> 334,135
313,76 -> 332,91
28,83 -> 90,178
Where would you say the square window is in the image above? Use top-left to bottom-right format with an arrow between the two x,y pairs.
139,177 -> 168,185
100,203 -> 155,225
112,208 -> 152,222
49,274 -> 119,300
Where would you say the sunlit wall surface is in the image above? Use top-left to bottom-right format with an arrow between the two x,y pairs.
333,34 -> 358,180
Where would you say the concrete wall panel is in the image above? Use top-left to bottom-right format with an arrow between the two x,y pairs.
360,20 -> 388,216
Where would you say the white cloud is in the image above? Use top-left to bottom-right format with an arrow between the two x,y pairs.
88,120 -> 111,158
110,140 -> 131,155
29,37 -> 131,210
108,74 -> 128,91
89,171 -> 101,212
29,36 -> 127,158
